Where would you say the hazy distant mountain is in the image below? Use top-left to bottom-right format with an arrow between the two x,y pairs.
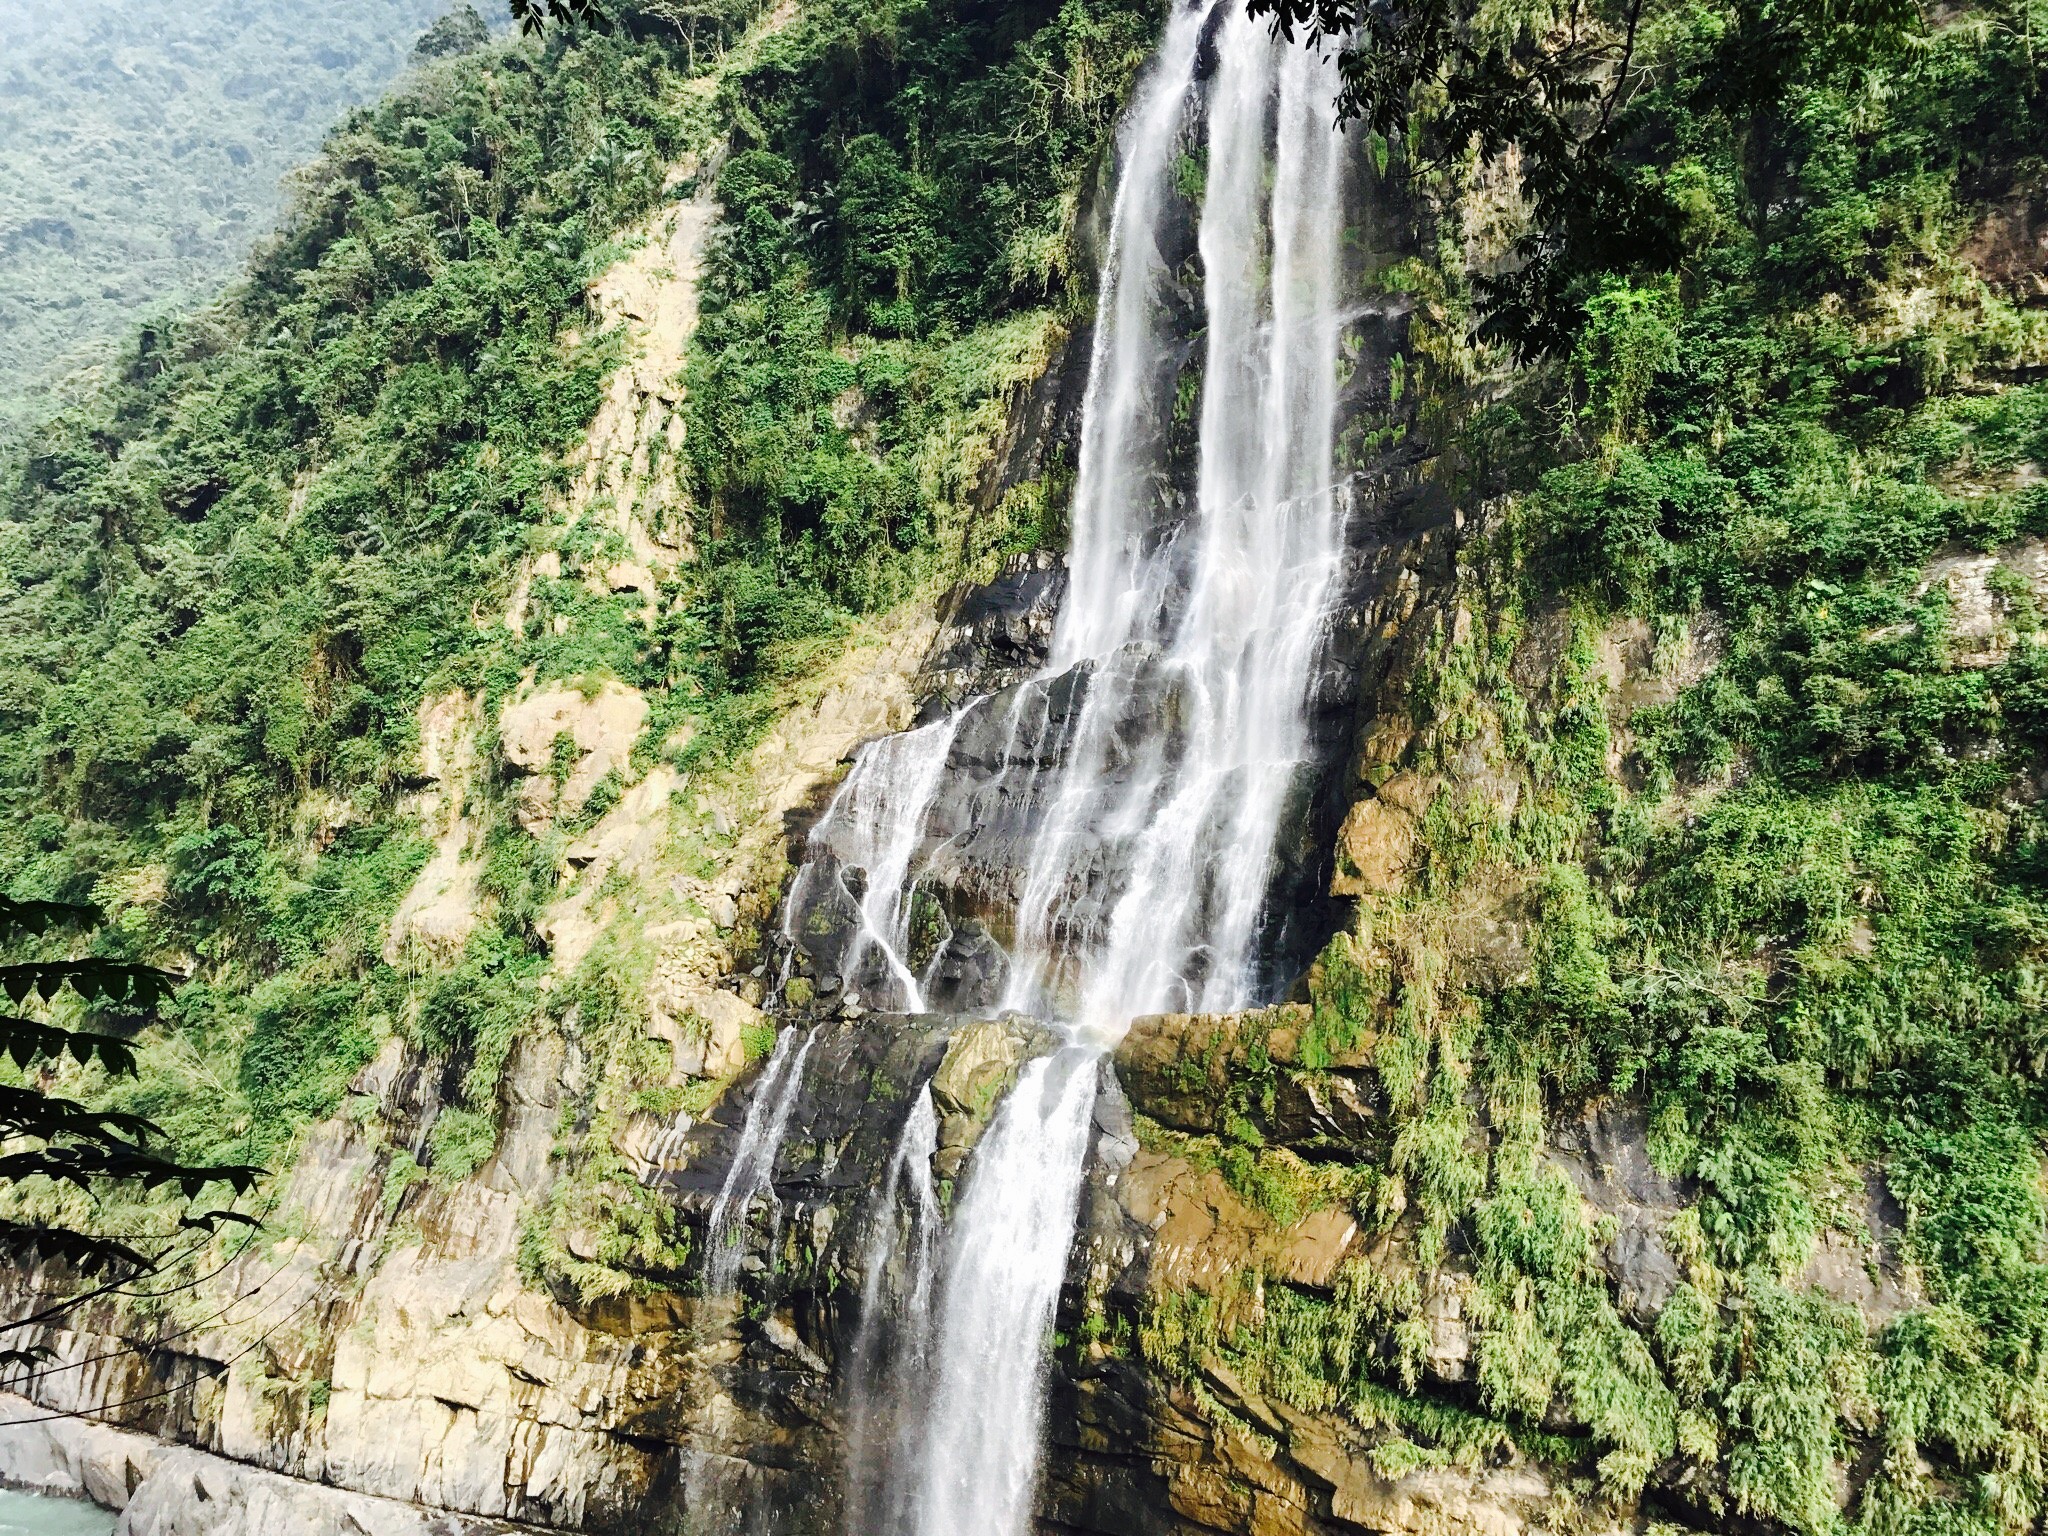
0,0 -> 479,433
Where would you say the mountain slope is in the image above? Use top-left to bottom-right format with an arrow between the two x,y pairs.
0,0 -> 470,433
0,0 -> 2047,1534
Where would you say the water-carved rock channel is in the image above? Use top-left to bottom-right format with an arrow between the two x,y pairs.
687,5 -> 1385,1530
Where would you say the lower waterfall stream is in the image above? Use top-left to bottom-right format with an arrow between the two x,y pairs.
704,1026 -> 818,1296
840,1086 -> 943,1534
745,2 -> 1355,1529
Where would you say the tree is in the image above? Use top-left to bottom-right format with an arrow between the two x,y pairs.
414,4 -> 492,59
508,0 -> 770,61
1248,0 -> 1921,353
509,0 -> 610,32
0,895 -> 259,1282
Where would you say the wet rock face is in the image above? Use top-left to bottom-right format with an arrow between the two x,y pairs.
1032,1004 -> 1583,1536
615,1012 -> 1064,1533
770,104 -> 1432,1024
1014,1003 -> 1558,1536
1546,1100 -> 1697,1323
780,293 -> 1433,1020
917,549 -> 1069,716
795,645 -> 1341,1016
659,1015 -> 957,1261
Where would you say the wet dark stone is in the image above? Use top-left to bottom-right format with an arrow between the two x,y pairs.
922,918 -> 1009,1014
917,550 -> 1068,717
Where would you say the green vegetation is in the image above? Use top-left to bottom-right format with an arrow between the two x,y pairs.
0,893 -> 258,1283
519,0 -> 1157,1296
0,0 -> 1154,1306
0,12 -> 709,1264
1140,1 -> 2048,1532
676,0 -> 1154,743
0,0 -> 462,434
1249,0 -> 1923,353
6,0 -> 2042,1518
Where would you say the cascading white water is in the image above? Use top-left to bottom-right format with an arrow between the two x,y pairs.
906,1052 -> 1098,1536
791,3 -> 1347,1033
906,10 -> 1350,1532
839,1086 -> 942,1536
781,716 -> 964,1011
1003,3 -> 1347,1030
704,1025 -> 817,1295
771,4 -> 1352,1529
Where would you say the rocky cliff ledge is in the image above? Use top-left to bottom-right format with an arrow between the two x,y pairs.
6,443 -> 2044,1536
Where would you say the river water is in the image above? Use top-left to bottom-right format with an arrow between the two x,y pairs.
0,1491 -> 113,1536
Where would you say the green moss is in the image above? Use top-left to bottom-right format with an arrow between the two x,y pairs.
427,1106 -> 499,1187
380,1150 -> 425,1218
1151,9 -> 2048,1526
1303,930 -> 1379,1068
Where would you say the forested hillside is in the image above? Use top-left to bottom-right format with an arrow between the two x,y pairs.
1,0 -> 2047,1531
0,0 -> 1152,1266
1,7 -> 712,1180
0,0 -> 472,433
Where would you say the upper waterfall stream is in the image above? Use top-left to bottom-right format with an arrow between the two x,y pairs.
762,3 -> 1354,1529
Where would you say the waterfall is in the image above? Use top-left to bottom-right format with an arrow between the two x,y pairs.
1003,3 -> 1347,1030
703,1025 -> 817,1295
780,716 -> 964,1011
907,1052 -> 1099,1535
839,1086 -> 942,1536
768,2 -> 1352,1528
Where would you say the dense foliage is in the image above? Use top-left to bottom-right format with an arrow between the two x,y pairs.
1480,16 -> 2048,1524
0,18 -> 706,1183
0,0 -> 466,434
1138,2 -> 2048,1532
1248,0 -> 1923,353
4,0 -> 2044,1523
680,0 -> 1154,709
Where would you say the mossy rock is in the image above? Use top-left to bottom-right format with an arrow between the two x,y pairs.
929,1017 -> 1060,1164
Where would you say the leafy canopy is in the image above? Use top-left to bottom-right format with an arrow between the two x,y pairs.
1249,0 -> 1922,351
0,896 -> 257,1278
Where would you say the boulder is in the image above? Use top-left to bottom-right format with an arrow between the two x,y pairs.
496,679 -> 648,830
1330,795 -> 1416,897
117,1445 -> 525,1536
929,1017 -> 1058,1174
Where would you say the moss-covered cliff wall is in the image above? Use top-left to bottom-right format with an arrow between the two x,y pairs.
1047,8 -> 2048,1532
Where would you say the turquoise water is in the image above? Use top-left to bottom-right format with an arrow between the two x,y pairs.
0,1491 -> 113,1536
